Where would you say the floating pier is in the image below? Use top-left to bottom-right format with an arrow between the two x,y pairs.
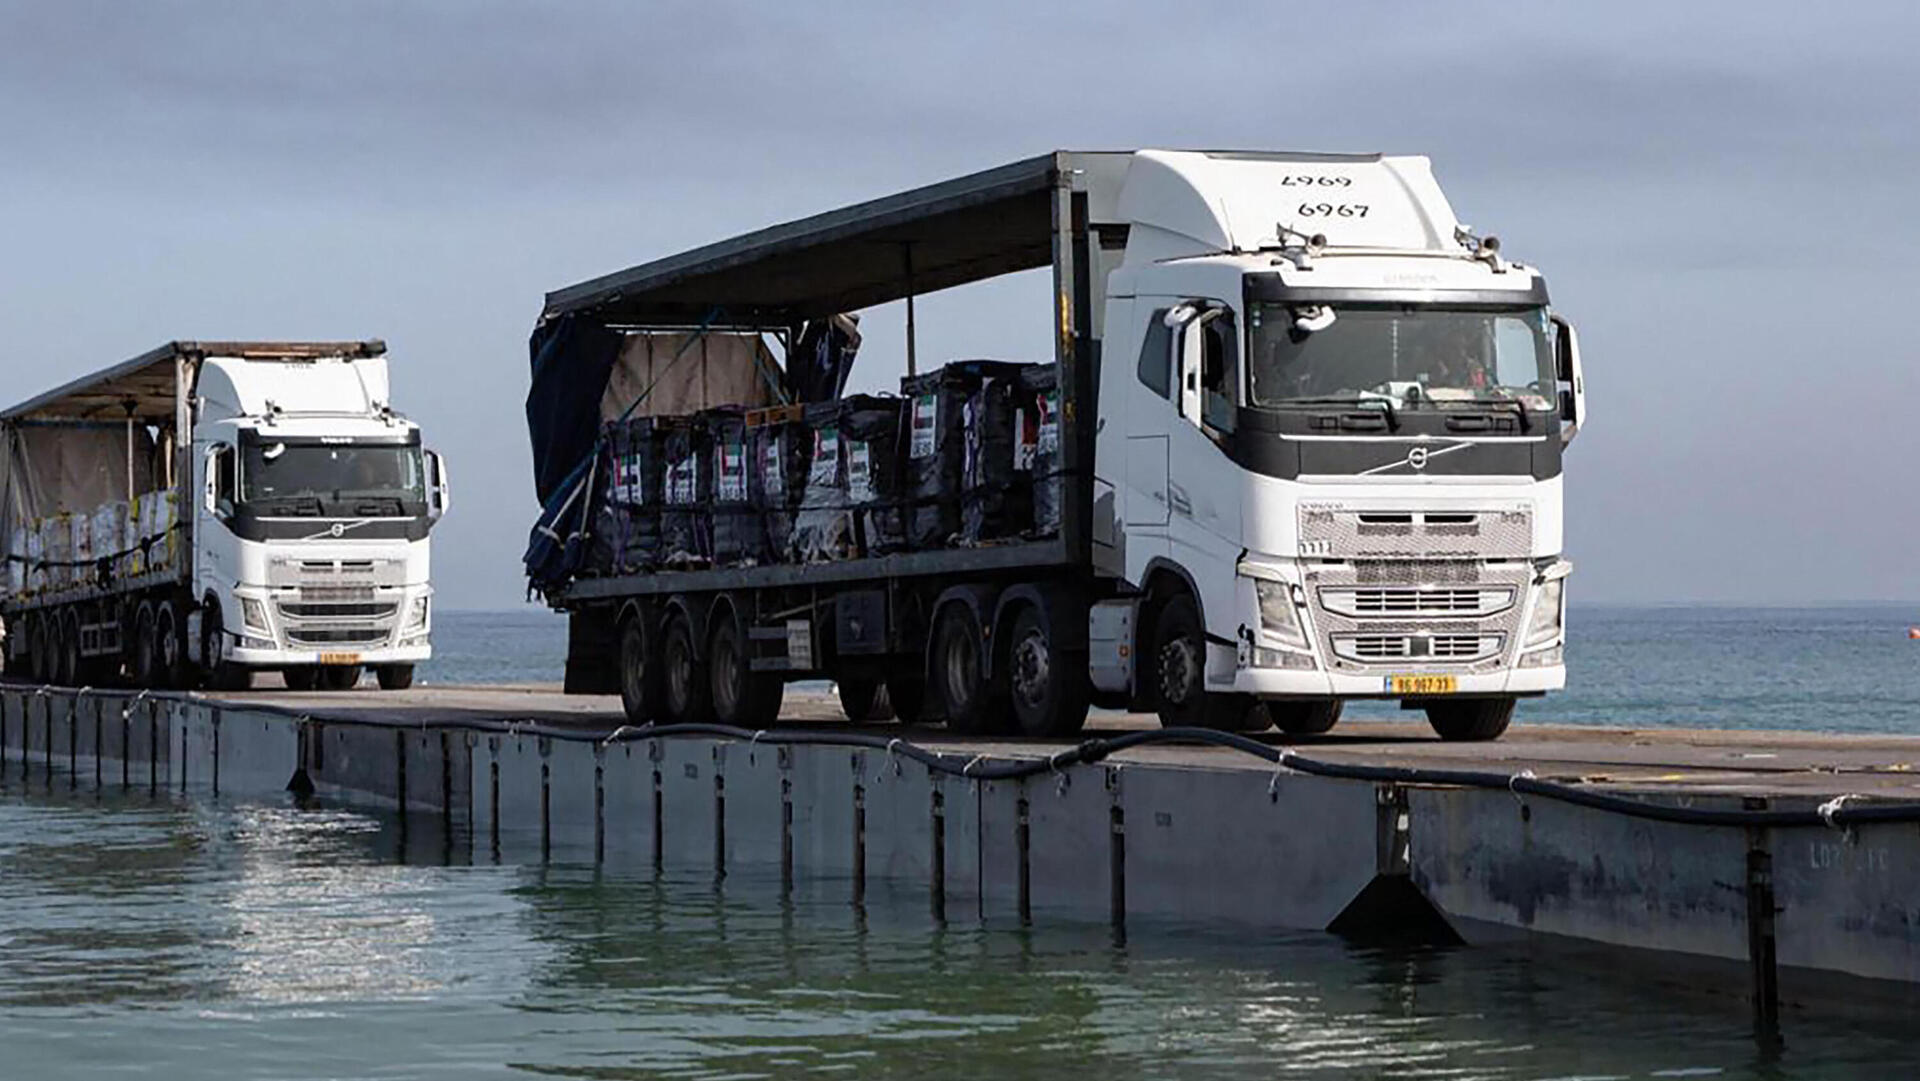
5,681 -> 1920,1026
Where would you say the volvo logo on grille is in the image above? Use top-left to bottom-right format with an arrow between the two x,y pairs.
1360,441 -> 1472,476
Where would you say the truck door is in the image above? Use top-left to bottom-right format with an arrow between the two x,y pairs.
195,442 -> 238,600
1165,301 -> 1246,651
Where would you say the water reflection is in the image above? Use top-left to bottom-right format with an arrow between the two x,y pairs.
1,778 -> 1917,1080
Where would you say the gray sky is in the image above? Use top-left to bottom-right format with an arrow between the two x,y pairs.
2,1 -> 1915,607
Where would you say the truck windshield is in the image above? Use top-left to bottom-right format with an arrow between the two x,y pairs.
242,442 -> 425,511
1248,304 -> 1555,410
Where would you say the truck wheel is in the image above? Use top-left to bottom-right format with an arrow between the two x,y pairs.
1150,595 -> 1254,730
318,666 -> 361,691
885,676 -> 931,725
130,603 -> 158,687
154,603 -> 184,689
59,613 -> 81,687
616,617 -> 657,724
932,603 -> 1006,735
837,679 -> 893,722
709,615 -> 781,727
661,613 -> 712,724
376,665 -> 415,690
1269,699 -> 1342,736
1425,698 -> 1515,741
1006,605 -> 1090,737
200,605 -> 251,691
284,668 -> 320,691
24,616 -> 45,683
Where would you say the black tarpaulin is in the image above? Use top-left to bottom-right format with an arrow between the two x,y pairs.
526,314 -> 622,507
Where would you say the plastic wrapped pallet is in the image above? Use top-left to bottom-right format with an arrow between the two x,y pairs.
960,371 -> 1027,544
791,401 -> 856,563
136,490 -> 180,575
27,520 -> 50,593
659,415 -> 712,567
6,527 -> 25,596
592,418 -> 662,575
93,501 -> 131,575
900,367 -> 969,549
68,512 -> 94,588
748,411 -> 807,565
43,514 -> 72,591
843,396 -> 906,556
1019,364 -> 1064,538
704,408 -> 765,567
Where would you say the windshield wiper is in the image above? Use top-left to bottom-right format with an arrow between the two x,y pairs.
1274,396 -> 1400,432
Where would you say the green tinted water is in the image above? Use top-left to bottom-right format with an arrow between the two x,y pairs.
1,779 -> 1915,1079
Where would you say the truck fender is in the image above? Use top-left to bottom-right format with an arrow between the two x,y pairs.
990,583 -> 1088,665
926,584 -> 1000,683
1138,556 -> 1232,649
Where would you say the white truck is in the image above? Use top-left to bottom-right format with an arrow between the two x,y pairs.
1,341 -> 449,691
533,149 -> 1583,740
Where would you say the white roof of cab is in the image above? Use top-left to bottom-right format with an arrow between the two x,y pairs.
1117,150 -> 1463,261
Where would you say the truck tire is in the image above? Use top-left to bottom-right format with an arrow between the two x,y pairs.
154,603 -> 185,689
318,665 -> 361,691
130,603 -> 159,687
837,679 -> 893,722
1425,698 -> 1515,742
932,602 -> 1006,735
24,616 -> 45,683
284,668 -> 319,691
1005,604 -> 1090,737
1151,595 -> 1256,731
1269,699 -> 1342,736
616,617 -> 657,724
709,614 -> 781,727
200,604 -> 251,691
376,665 -> 415,690
661,613 -> 712,724
59,612 -> 81,687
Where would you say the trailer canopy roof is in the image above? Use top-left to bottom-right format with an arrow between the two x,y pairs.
2,340 -> 386,424
541,151 -> 1139,326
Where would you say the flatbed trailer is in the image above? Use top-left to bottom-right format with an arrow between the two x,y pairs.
536,153 -> 1124,731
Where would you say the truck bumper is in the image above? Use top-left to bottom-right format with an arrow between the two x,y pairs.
1231,661 -> 1565,698
228,643 -> 432,667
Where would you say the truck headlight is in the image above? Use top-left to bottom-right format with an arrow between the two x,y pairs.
1525,578 -> 1565,647
240,597 -> 271,634
405,596 -> 430,631
1254,579 -> 1308,649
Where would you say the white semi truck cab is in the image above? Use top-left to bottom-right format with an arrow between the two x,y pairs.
1089,151 -> 1583,738
2,341 -> 449,692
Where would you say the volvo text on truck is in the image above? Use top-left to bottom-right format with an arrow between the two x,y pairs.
2,341 -> 449,691
523,150 -> 1585,741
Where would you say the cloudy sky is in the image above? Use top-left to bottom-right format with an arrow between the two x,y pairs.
2,1 -> 1914,608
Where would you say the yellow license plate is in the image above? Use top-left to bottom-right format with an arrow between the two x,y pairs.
1389,674 -> 1458,695
319,652 -> 362,666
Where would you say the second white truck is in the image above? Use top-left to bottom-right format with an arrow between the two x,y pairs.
2,341 -> 449,690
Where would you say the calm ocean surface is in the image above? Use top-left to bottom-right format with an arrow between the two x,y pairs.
426,603 -> 1920,734
5,604 -> 1919,1079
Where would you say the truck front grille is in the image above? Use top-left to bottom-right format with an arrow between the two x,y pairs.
1318,586 -> 1515,619
286,626 -> 390,646
279,602 -> 397,619
1332,633 -> 1503,663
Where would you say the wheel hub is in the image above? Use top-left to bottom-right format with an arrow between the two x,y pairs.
1011,632 -> 1049,706
1158,640 -> 1198,706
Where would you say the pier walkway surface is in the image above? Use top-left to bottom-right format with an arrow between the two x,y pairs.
6,679 -> 1920,1030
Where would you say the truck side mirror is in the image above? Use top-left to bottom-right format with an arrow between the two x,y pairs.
203,444 -> 233,518
1177,316 -> 1205,423
1551,315 -> 1584,445
426,450 -> 451,518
